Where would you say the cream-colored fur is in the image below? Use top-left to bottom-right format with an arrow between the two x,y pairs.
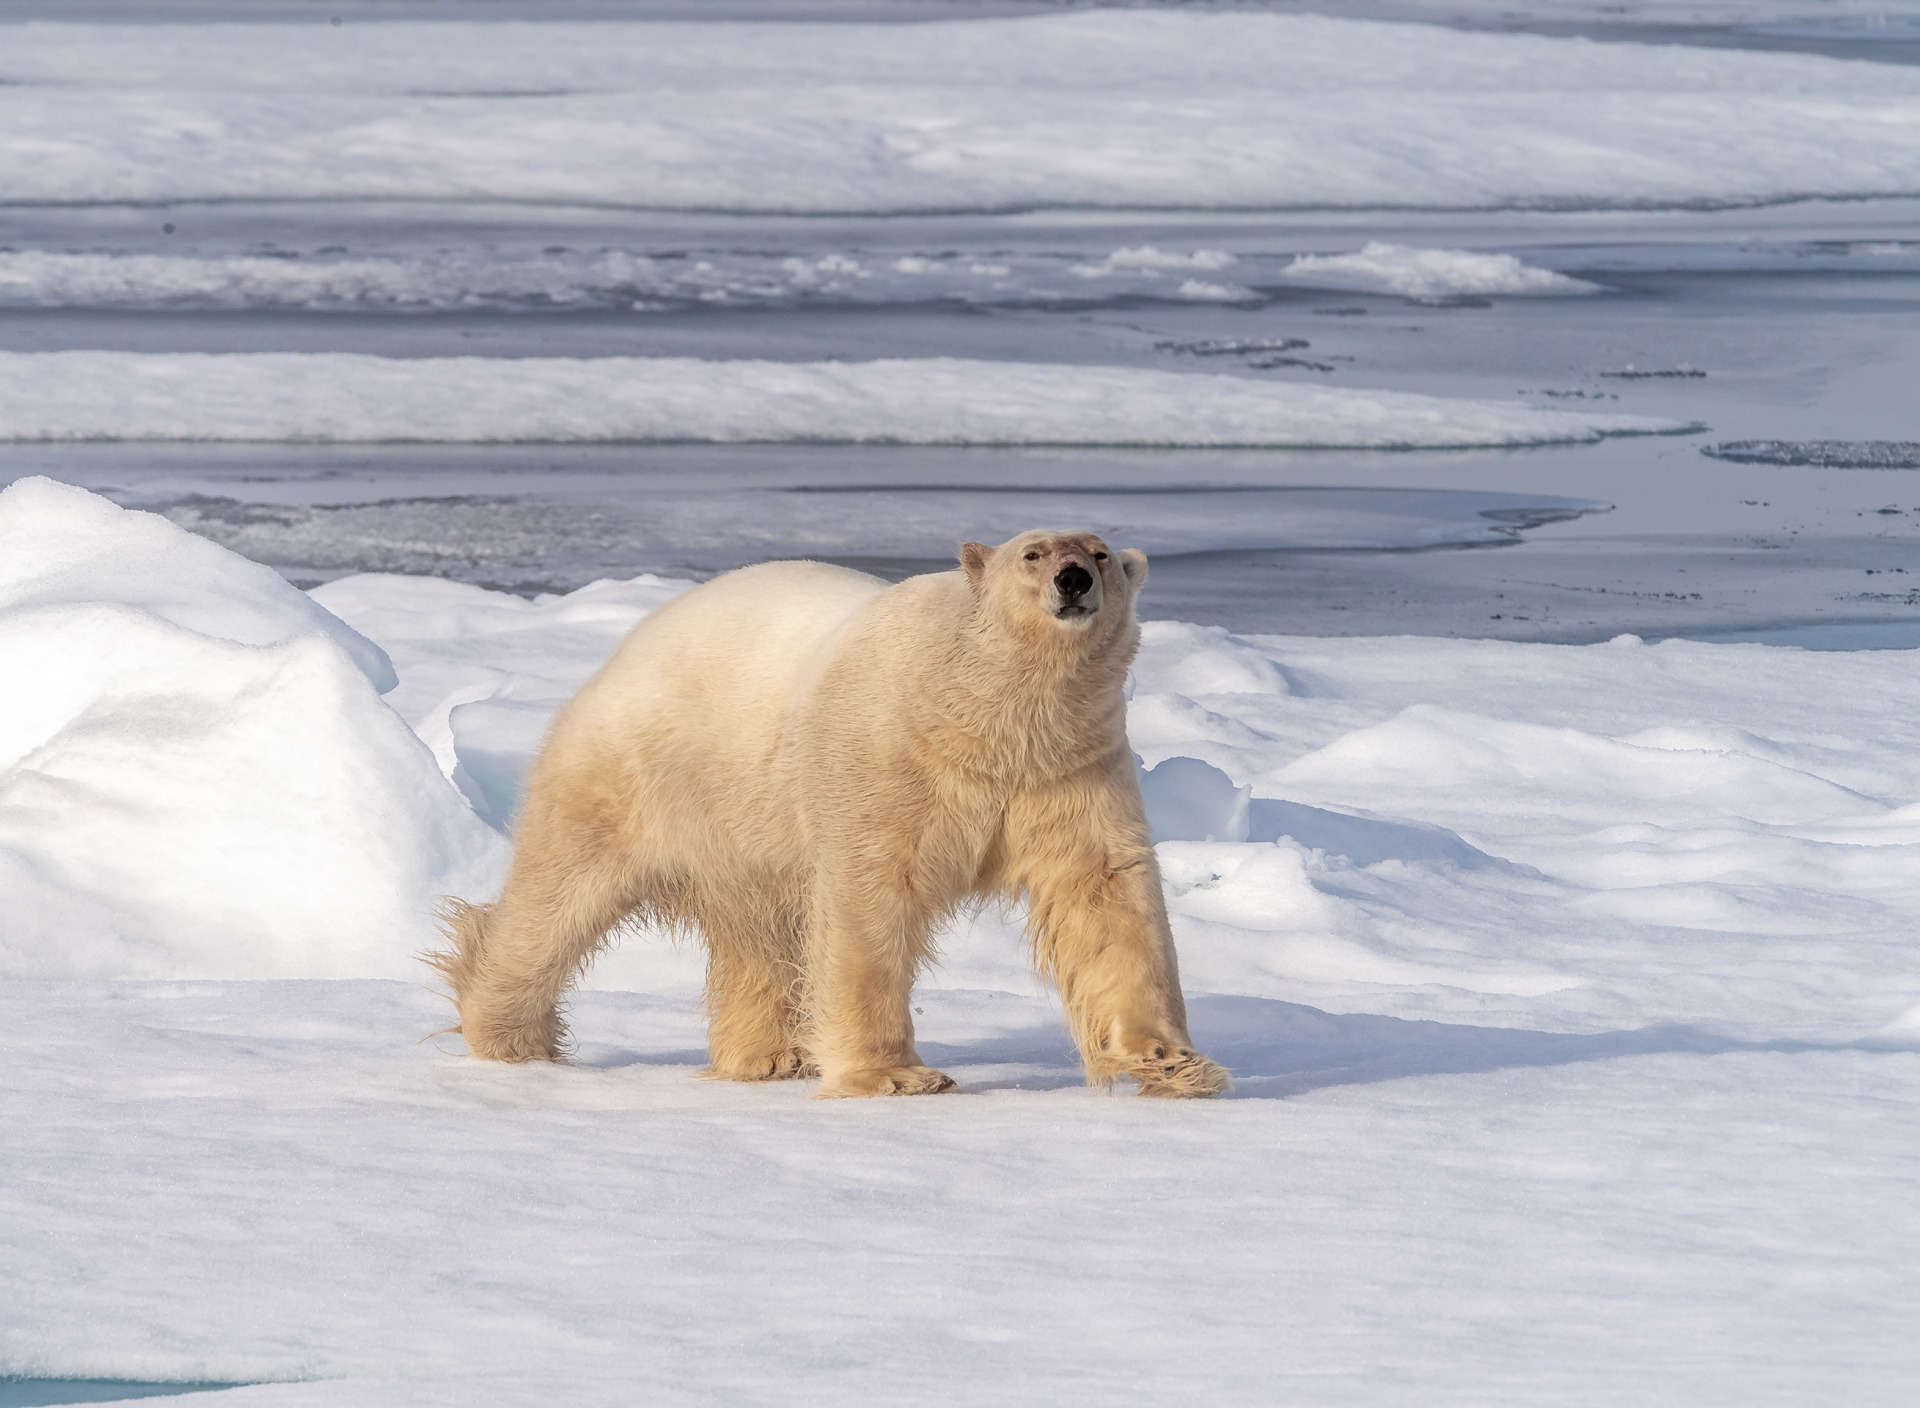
430,530 -> 1229,1099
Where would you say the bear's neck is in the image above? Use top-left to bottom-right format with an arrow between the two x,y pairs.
928,610 -> 1135,780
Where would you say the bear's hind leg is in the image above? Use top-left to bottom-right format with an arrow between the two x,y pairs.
433,818 -> 645,1061
699,893 -> 811,1082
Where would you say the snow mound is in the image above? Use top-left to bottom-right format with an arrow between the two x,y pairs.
1139,756 -> 1252,844
308,572 -> 691,826
1278,243 -> 1602,300
0,352 -> 1686,448
0,486 -> 506,980
0,476 -> 395,692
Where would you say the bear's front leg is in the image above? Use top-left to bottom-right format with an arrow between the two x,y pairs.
1005,765 -> 1231,1098
805,880 -> 955,1098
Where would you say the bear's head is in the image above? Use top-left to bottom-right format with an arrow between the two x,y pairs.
959,530 -> 1146,651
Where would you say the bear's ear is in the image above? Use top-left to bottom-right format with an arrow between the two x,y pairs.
1119,548 -> 1149,588
960,542 -> 993,586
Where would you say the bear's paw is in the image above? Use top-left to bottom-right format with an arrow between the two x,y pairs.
704,1048 -> 816,1083
816,1065 -> 958,1099
1122,1043 -> 1233,1099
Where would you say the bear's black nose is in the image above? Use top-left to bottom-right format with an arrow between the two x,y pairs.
1054,564 -> 1093,600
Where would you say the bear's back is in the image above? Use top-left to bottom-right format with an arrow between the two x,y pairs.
556,559 -> 885,771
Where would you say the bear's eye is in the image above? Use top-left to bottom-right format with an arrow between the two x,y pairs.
1022,551 -> 1040,561
1093,551 -> 1107,560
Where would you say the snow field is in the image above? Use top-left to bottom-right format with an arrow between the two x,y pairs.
5,5 -> 1917,1400
3,13 -> 1918,210
4,981 -> 1916,1406
6,482 -> 1920,1402
0,352 -> 1685,448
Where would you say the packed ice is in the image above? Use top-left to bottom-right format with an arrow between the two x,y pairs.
0,245 -> 1273,313
146,482 -> 1611,599
0,351 -> 1686,448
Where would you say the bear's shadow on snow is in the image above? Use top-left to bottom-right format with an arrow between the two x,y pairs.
915,995 -> 1894,1099
563,995 -> 1896,1099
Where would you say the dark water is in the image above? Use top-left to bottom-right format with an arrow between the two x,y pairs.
0,1384 -> 243,1408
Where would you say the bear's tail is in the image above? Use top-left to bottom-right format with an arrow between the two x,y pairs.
423,896 -> 492,1024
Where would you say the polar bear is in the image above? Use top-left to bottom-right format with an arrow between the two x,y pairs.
432,530 -> 1229,1099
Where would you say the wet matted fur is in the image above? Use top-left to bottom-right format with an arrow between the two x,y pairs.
429,530 -> 1229,1098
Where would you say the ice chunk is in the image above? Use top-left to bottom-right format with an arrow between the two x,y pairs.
1139,755 -> 1251,844
1074,246 -> 1238,275
1277,243 -> 1601,300
0,476 -> 396,692
1275,703 -> 1875,829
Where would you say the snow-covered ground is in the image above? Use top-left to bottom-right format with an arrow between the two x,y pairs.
5,4 -> 1920,1404
5,481 -> 1919,1405
6,982 -> 1914,1407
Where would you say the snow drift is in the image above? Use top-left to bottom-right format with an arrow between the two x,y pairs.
307,572 -> 691,830
0,479 -> 505,980
0,476 -> 397,692
0,352 -> 1686,448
